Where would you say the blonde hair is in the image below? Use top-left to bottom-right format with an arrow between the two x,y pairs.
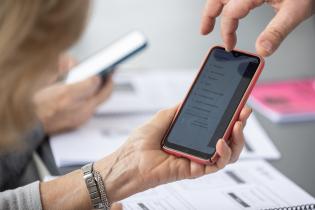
0,0 -> 89,151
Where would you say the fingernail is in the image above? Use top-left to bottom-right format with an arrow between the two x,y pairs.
225,46 -> 232,52
261,40 -> 273,54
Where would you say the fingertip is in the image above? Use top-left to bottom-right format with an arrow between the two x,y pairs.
200,25 -> 209,35
200,18 -> 214,35
248,106 -> 253,114
150,106 -> 178,129
225,46 -> 232,52
244,105 -> 252,113
240,106 -> 252,122
256,48 -> 270,57
223,37 -> 236,52
256,31 -> 278,57
232,121 -> 245,145
256,6 -> 296,57
215,139 -> 231,169
216,139 -> 229,155
220,17 -> 238,53
235,121 -> 243,132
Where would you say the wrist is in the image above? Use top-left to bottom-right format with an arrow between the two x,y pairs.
40,170 -> 91,210
40,150 -> 141,210
93,149 -> 142,203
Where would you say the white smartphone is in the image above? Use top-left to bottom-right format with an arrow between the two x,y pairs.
65,30 -> 148,84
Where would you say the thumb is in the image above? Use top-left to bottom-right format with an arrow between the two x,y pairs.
149,104 -> 179,132
256,5 -> 305,57
67,76 -> 102,101
59,54 -> 77,75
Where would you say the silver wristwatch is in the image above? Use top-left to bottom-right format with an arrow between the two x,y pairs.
82,163 -> 107,209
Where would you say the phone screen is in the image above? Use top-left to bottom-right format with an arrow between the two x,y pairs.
164,46 -> 260,159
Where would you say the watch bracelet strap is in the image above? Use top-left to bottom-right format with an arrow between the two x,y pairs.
82,163 -> 111,210
93,171 -> 111,209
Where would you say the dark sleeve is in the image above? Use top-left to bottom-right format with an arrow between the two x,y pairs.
0,123 -> 46,191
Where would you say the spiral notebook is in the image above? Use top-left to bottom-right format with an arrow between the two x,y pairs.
262,203 -> 315,210
122,160 -> 315,210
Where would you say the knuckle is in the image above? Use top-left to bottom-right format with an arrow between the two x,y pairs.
268,26 -> 285,42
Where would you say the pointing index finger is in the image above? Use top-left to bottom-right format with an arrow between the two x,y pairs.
221,0 -> 264,50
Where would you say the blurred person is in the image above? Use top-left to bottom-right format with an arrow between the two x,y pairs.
0,51 -> 113,190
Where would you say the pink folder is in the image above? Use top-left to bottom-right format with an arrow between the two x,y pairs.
249,78 -> 315,123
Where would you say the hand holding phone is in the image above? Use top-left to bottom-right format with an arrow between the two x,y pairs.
162,46 -> 264,165
65,30 -> 147,84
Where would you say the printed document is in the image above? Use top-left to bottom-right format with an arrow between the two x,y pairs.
121,160 -> 315,210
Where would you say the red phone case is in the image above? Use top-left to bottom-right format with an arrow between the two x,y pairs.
161,45 -> 265,165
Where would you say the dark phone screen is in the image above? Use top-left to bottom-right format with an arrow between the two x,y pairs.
164,47 -> 260,159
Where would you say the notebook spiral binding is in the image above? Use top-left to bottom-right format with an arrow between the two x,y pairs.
262,203 -> 315,210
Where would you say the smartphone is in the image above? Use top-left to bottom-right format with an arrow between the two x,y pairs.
162,46 -> 264,164
65,30 -> 148,84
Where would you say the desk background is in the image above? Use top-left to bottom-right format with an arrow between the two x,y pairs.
70,0 -> 315,196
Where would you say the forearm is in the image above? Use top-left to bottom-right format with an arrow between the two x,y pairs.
40,151 -> 141,210
40,169 -> 91,210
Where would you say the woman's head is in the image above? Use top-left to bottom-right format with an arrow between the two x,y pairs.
0,0 -> 89,151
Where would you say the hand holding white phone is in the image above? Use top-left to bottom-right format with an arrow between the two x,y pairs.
65,30 -> 148,84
